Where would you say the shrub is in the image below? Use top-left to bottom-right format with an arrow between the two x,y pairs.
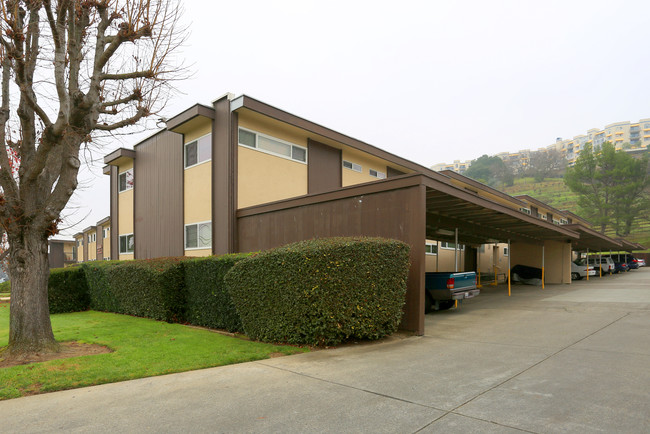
83,258 -> 185,322
183,254 -> 251,332
0,280 -> 10,293
48,267 -> 90,313
225,237 -> 410,346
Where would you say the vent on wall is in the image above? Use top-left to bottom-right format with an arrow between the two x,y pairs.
343,160 -> 362,172
369,169 -> 386,179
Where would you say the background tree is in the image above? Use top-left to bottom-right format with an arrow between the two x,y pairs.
564,142 -> 649,234
0,0 -> 185,359
526,149 -> 566,182
464,154 -> 514,188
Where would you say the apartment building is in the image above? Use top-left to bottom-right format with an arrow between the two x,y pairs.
102,92 -> 637,334
430,159 -> 473,174
48,239 -> 77,268
73,216 -> 111,262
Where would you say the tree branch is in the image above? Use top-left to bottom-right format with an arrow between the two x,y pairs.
101,70 -> 155,80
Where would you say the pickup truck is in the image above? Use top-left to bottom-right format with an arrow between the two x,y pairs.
424,271 -> 479,312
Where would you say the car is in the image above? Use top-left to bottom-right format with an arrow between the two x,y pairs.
585,257 -> 615,275
571,261 -> 596,280
614,261 -> 629,273
638,258 -> 646,267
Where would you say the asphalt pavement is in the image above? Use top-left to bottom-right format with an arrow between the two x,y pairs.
1,268 -> 649,433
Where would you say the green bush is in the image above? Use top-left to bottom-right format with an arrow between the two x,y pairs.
184,254 -> 251,332
0,280 -> 10,293
225,237 -> 410,346
82,261 -> 125,314
48,267 -> 90,313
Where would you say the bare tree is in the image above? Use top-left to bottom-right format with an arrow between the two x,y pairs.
0,0 -> 185,359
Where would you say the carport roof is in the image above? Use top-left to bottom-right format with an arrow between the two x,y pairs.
615,238 -> 645,252
564,224 -> 622,251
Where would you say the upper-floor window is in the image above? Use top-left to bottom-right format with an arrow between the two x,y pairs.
238,128 -> 307,163
369,169 -> 386,179
343,160 -> 362,172
88,233 -> 96,244
103,228 -> 109,238
118,168 -> 134,192
440,242 -> 464,250
519,207 -> 531,215
184,134 -> 212,169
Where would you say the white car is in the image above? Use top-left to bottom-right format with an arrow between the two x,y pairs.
637,258 -> 646,267
586,257 -> 615,274
571,261 -> 596,280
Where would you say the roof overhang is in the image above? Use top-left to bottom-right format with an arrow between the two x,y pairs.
104,148 -> 136,166
616,238 -> 645,252
564,224 -> 622,251
166,103 -> 214,134
96,216 -> 110,226
82,226 -> 97,234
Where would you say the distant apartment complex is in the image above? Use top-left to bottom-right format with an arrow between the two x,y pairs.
432,117 -> 650,172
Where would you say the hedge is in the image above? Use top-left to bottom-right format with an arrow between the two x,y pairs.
183,254 -> 251,332
83,258 -> 185,322
48,267 -> 90,313
225,237 -> 410,346
0,280 -> 10,293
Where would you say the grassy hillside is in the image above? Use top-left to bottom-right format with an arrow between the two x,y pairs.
501,177 -> 650,251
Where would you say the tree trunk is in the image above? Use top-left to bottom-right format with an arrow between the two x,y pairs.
5,230 -> 58,357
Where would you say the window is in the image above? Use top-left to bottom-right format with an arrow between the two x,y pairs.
185,221 -> 212,249
343,160 -> 362,172
440,242 -> 464,250
118,169 -> 134,192
425,243 -> 438,255
560,218 -> 568,225
184,134 -> 212,168
369,169 -> 386,179
119,234 -> 134,254
238,128 -> 307,163
519,207 -> 531,215
88,233 -> 96,243
103,228 -> 109,238
503,247 -> 509,256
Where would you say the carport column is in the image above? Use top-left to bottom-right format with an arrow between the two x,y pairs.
599,251 -> 602,278
504,239 -> 512,297
586,248 -> 589,281
542,245 -> 545,289
491,245 -> 498,286
477,246 -> 482,288
454,228 -> 459,272
436,241 -> 439,272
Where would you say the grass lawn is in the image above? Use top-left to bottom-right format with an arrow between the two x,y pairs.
0,303 -> 307,400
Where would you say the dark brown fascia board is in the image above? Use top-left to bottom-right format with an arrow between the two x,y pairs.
82,225 -> 97,234
104,148 -> 136,165
102,165 -> 111,175
237,172 -> 580,241
166,103 -> 215,131
564,224 -> 622,248
441,170 -> 527,206
615,238 -> 643,251
96,216 -> 110,226
231,95 -> 452,183
562,210 -> 592,226
516,195 -> 569,217
49,239 -> 75,244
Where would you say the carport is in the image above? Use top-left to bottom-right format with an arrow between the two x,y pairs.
565,224 -> 623,279
236,172 -> 581,335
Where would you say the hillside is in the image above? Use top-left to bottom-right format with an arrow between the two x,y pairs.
500,177 -> 650,251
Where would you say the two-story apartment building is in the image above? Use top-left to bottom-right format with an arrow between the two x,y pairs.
73,216 -> 111,263
102,93 -> 635,334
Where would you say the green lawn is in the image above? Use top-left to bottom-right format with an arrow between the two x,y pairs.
0,303 -> 307,400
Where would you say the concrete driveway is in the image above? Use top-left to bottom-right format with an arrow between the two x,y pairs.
1,269 -> 649,433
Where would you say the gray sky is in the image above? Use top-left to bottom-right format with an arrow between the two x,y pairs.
61,0 -> 650,236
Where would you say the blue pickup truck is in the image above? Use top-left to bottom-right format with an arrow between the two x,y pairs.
424,271 -> 479,312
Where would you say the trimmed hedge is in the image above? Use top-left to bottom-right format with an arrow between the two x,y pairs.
225,237 -> 410,346
0,280 -> 10,293
184,254 -> 251,332
83,258 -> 185,322
48,267 -> 90,313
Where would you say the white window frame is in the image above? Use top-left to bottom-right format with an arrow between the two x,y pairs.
118,168 -> 134,193
343,160 -> 362,173
503,247 -> 509,256
184,220 -> 212,250
184,133 -> 212,169
519,207 -> 531,215
119,233 -> 134,254
440,242 -> 465,250
369,169 -> 386,179
425,242 -> 438,255
103,228 -> 109,238
238,127 -> 307,164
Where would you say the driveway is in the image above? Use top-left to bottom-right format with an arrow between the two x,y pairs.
1,269 -> 649,433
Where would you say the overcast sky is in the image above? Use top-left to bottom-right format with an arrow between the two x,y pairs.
61,0 -> 650,236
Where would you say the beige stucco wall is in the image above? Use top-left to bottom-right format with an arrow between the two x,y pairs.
101,224 -> 111,260
237,146 -> 308,208
87,238 -> 97,261
239,114 -> 307,150
184,248 -> 211,257
544,240 -> 571,284
118,160 -> 134,261
184,162 -> 212,223
341,148 -> 388,187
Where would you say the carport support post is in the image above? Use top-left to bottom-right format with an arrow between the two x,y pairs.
586,248 -> 589,281
477,246 -> 482,288
542,245 -> 545,289
436,241 -> 439,271
454,228 -> 459,272
504,239 -> 510,297
599,251 -> 602,278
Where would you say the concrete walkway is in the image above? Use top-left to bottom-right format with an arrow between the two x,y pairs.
1,269 -> 649,433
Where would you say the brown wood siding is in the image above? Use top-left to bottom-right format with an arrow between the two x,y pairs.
213,96 -> 236,254
237,184 -> 427,334
96,226 -> 103,260
133,131 -> 184,258
48,243 -> 64,268
307,139 -> 342,194
110,166 -> 119,260
387,166 -> 406,177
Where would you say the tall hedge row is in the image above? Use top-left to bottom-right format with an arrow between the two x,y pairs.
225,237 -> 410,346
184,254 -> 250,332
48,267 -> 90,313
